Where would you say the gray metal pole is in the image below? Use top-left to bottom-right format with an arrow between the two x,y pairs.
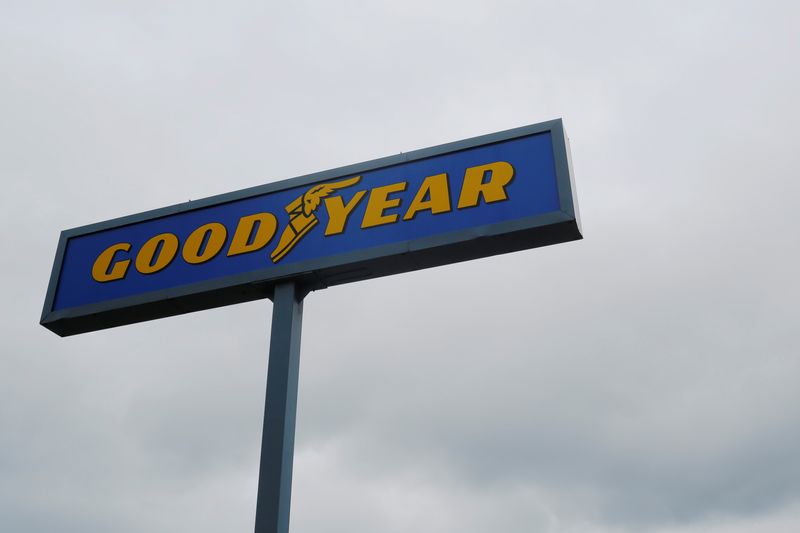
254,281 -> 304,533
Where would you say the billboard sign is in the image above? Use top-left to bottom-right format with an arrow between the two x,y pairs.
41,119 -> 581,336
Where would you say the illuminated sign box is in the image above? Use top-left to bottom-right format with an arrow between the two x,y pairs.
41,119 -> 581,336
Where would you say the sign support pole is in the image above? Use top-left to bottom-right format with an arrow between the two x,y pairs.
254,281 -> 305,533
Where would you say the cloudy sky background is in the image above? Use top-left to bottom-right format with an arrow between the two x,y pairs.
2,1 -> 799,532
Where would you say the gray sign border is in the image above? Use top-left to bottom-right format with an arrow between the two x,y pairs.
41,118 -> 581,336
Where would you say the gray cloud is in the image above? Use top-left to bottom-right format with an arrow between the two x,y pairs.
1,1 -> 799,532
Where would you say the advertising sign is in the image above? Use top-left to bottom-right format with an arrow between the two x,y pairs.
41,119 -> 581,336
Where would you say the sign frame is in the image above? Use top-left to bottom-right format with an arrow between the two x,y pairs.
41,119 -> 581,337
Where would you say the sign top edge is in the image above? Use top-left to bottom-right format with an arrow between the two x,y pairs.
60,119 -> 564,238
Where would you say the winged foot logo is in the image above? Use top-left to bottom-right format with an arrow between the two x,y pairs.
89,160 -> 514,283
270,176 -> 361,263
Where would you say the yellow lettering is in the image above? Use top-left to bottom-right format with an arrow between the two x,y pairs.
183,223 -> 227,264
457,161 -> 515,209
91,243 -> 131,282
402,173 -> 451,221
135,233 -> 179,274
228,213 -> 277,256
361,182 -> 408,229
324,190 -> 367,236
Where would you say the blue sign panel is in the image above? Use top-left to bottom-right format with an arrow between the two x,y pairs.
41,119 -> 581,336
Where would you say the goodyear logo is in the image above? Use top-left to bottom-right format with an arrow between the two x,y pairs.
91,161 -> 514,282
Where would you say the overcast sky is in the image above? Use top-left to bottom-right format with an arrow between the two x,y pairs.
2,1 -> 799,532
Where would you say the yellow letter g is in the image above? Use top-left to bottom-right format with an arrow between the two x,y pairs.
92,243 -> 131,282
